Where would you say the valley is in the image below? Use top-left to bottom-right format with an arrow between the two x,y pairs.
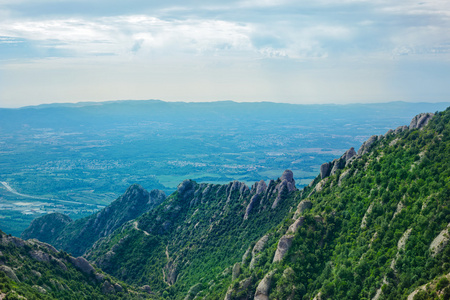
3,106 -> 448,299
1,100 -> 449,236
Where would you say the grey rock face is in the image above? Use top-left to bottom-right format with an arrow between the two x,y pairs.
320,162 -> 332,179
256,180 -> 268,194
244,180 -> 267,220
254,269 -> 277,300
287,217 -> 305,234
385,129 -> 394,135
164,260 -> 178,285
224,277 -> 253,300
409,113 -> 434,130
395,125 -> 409,134
28,239 -> 58,254
273,234 -> 294,263
272,170 -> 296,209
241,247 -> 251,266
0,265 -> 20,282
29,250 -> 51,263
69,256 -> 95,275
293,200 -> 312,219
177,180 -> 196,199
430,223 -> 450,257
141,285 -> 152,294
101,281 -> 116,294
232,263 -> 241,281
250,235 -> 269,269
358,135 -> 378,156
226,181 -> 249,203
320,147 -> 357,181
344,147 -> 357,161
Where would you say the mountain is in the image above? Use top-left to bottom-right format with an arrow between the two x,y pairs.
0,230 -> 151,299
17,107 -> 450,299
22,185 -> 166,257
84,170 -> 299,297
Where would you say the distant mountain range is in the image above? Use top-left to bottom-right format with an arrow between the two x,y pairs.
7,106 -> 449,299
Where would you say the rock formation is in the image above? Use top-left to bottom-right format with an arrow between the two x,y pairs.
244,180 -> 267,220
272,170 -> 296,209
254,270 -> 277,300
250,235 -> 269,270
293,200 -> 312,219
430,223 -> 450,257
320,147 -> 356,179
358,136 -> 378,156
409,113 -> 434,130
273,234 -> 294,263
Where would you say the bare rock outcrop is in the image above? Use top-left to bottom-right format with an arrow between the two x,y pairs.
287,217 -> 305,234
331,147 -> 356,175
360,203 -> 374,229
272,170 -> 296,209
395,125 -> 408,134
320,147 -> 356,179
409,113 -> 434,130
226,181 -> 249,203
178,180 -> 196,200
293,200 -> 312,219
69,256 -> 95,275
320,162 -> 332,179
0,265 -> 20,282
101,281 -> 116,294
358,136 -> 378,156
141,285 -> 152,294
430,223 -> 450,257
224,277 -> 253,300
244,180 -> 267,220
232,263 -> 241,281
164,260 -> 178,285
273,234 -> 294,263
241,247 -> 251,266
250,235 -> 269,270
254,269 -> 277,300
29,250 -> 51,263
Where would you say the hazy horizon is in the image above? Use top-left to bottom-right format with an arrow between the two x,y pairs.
1,0 -> 449,108
2,98 -> 450,110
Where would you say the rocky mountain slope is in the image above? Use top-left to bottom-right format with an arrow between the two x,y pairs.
84,170 -> 300,298
207,110 -> 449,300
22,184 -> 166,257
16,107 -> 450,299
0,230 -> 151,299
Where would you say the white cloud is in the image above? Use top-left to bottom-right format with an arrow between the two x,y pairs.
0,15 -> 256,58
1,0 -> 449,105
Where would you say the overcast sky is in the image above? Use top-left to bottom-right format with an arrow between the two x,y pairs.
0,0 -> 449,107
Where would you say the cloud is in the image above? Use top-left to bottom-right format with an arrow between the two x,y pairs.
0,0 -> 449,106
0,15 -> 257,59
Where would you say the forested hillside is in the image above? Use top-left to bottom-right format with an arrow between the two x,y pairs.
21,185 -> 166,257
85,171 -> 300,298
15,107 -> 450,299
0,230 -> 151,299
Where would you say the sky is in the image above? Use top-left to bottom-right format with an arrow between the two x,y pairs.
0,0 -> 449,108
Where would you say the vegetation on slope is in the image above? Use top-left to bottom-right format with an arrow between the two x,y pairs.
14,107 -> 450,300
0,230 -> 151,299
85,173 -> 299,299
197,108 -> 450,300
22,185 -> 166,257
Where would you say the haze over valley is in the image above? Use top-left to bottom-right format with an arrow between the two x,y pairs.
1,100 -> 448,236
